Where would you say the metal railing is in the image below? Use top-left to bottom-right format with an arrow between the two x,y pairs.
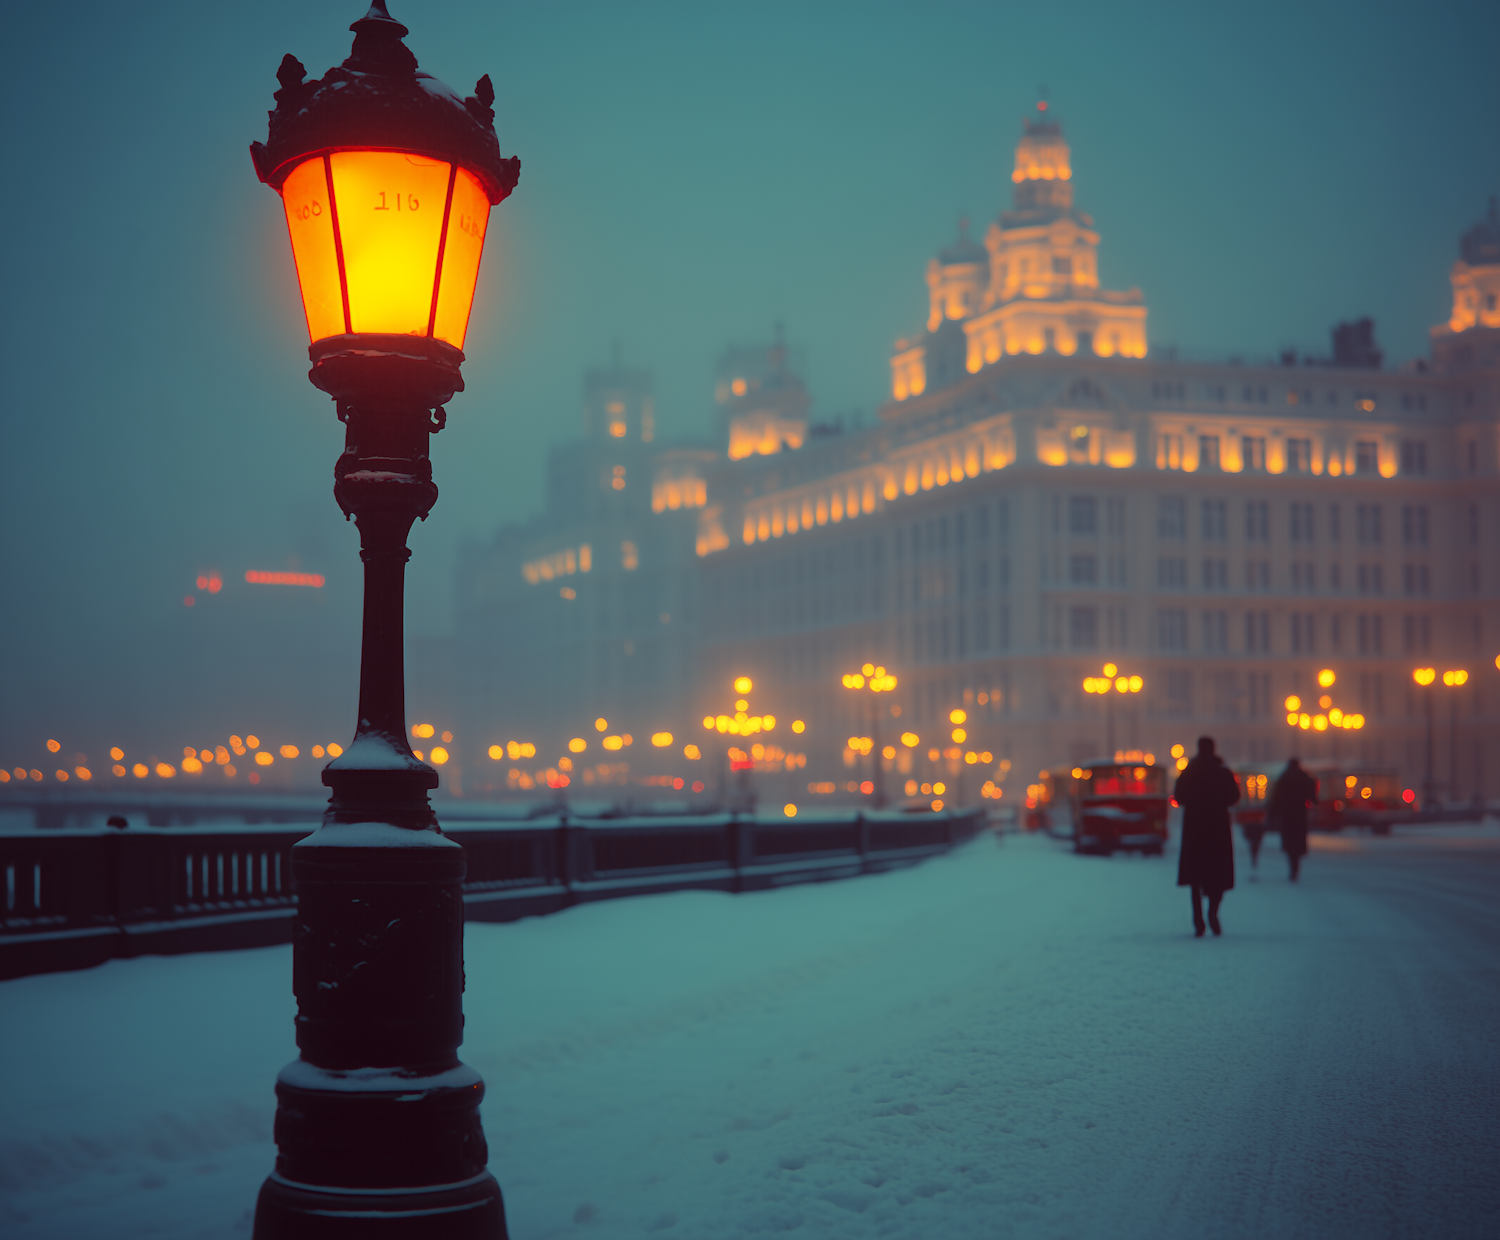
1,807 -> 984,979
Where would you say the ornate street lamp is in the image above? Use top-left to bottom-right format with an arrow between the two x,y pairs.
248,5 -> 519,1236
1441,669 -> 1468,805
702,677 -> 776,811
1412,667 -> 1437,808
1081,663 -> 1143,759
1283,670 -> 1364,758
840,664 -> 897,807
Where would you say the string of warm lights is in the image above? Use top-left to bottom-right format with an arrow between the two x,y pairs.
0,733 -> 350,787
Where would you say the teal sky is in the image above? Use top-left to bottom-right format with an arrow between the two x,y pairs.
0,0 -> 1495,754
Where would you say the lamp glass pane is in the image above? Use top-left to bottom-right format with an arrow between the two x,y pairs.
280,158 -> 345,342
432,166 -> 491,349
328,151 -> 451,336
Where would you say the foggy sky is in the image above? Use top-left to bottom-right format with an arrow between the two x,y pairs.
1,0 -> 1495,762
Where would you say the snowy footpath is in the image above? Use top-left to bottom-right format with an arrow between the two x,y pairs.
3,824 -> 1498,1239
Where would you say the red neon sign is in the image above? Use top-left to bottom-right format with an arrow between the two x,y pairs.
245,571 -> 326,587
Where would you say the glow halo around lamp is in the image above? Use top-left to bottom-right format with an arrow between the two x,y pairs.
251,1 -> 519,409
248,5 -> 518,1237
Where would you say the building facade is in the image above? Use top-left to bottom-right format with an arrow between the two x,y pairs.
456,118 -> 1499,807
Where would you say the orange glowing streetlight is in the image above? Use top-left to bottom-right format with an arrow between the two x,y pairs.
840,663 -> 897,807
1284,689 -> 1363,736
1438,670 -> 1470,805
249,4 -> 517,1231
253,23 -> 517,407
1410,667 -> 1445,807
1081,663 -> 1142,757
703,676 -> 774,809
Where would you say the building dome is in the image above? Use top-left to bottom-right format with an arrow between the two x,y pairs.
1433,196 -> 1500,355
926,220 -> 988,331
1460,197 -> 1500,267
939,222 -> 988,269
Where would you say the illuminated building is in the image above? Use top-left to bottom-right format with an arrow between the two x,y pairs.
458,120 -> 1498,804
719,326 -> 810,462
1431,196 -> 1500,367
891,103 -> 1146,405
456,353 -> 716,745
692,121 -> 1498,804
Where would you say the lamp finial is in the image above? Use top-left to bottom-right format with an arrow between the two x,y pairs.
346,1 -> 416,74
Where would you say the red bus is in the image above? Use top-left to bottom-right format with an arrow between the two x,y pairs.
1023,769 -> 1065,832
1304,764 -> 1407,832
1232,762 -> 1409,835
1068,760 -> 1170,855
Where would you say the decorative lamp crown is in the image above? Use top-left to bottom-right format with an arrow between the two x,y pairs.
250,2 -> 521,408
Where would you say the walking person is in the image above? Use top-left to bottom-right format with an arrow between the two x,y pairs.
1242,813 -> 1266,878
1270,757 -> 1318,882
1174,736 -> 1240,936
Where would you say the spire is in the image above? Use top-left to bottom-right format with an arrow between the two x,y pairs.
1011,98 -> 1073,215
939,216 -> 986,267
345,1 -> 417,75
1460,196 -> 1500,266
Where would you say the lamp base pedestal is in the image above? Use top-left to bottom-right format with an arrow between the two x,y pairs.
254,1173 -> 506,1239
251,391 -> 506,1238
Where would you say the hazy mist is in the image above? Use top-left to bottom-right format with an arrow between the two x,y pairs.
1,0 -> 1494,765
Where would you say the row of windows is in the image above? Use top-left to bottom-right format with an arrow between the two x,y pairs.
1143,608 -> 1444,657
901,558 -> 1013,605
1051,495 -> 1128,536
904,608 -> 1014,663
1058,553 -> 1129,586
743,493 -> 1474,573
1152,557 -> 1433,595
1155,436 -> 1440,476
893,502 -> 1012,557
1154,499 -> 1465,545
1151,382 -> 1437,415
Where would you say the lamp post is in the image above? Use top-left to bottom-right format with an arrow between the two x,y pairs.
703,676 -> 774,812
1413,667 -> 1437,808
1442,669 -> 1469,805
1281,670 -> 1364,758
249,6 -> 518,1236
943,707 -> 984,807
1082,663 -> 1143,759
840,664 -> 897,808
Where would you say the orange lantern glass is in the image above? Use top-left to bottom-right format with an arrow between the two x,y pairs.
251,2 -> 519,408
278,151 -> 492,349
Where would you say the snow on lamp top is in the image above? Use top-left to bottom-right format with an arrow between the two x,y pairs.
250,3 -> 520,354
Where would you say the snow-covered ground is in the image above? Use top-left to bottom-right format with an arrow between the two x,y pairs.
3,823 -> 1498,1239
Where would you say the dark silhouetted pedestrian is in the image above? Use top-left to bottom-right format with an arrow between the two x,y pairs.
1174,736 -> 1240,936
1270,758 -> 1318,882
1242,813 -> 1265,876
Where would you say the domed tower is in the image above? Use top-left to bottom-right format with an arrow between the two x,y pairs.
717,326 -> 810,461
1432,197 -> 1500,372
582,349 -> 654,443
1009,108 -> 1074,215
926,219 -> 988,332
890,102 -> 1148,402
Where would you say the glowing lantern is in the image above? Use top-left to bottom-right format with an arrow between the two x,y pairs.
248,9 -> 518,1231
252,6 -> 518,409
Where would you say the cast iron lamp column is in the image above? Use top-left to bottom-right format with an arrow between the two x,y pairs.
1082,664 -> 1143,759
248,5 -> 519,1236
1413,668 -> 1437,809
1442,670 -> 1469,806
840,665 -> 897,808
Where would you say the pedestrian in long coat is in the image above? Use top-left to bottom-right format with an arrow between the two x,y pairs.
1174,736 -> 1240,936
1270,758 -> 1319,882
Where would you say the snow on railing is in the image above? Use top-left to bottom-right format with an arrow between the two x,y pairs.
0,808 -> 985,980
